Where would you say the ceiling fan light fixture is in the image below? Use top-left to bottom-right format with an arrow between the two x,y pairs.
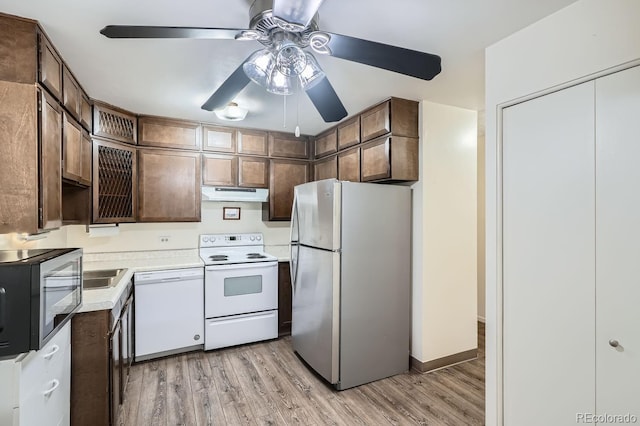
242,49 -> 275,86
266,67 -> 296,95
214,102 -> 248,121
298,53 -> 325,90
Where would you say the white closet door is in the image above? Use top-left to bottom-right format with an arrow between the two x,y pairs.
595,65 -> 640,418
502,82 -> 596,425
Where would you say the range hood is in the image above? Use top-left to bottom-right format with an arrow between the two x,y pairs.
201,186 -> 269,202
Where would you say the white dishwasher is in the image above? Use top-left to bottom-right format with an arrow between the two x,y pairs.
134,267 -> 204,361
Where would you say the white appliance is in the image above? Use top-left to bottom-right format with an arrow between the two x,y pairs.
290,179 -> 411,390
200,233 -> 278,350
201,186 -> 268,202
134,268 -> 204,361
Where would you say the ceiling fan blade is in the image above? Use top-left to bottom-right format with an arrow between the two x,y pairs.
100,25 -> 247,39
272,0 -> 325,29
201,62 -> 251,111
313,32 -> 442,81
305,76 -> 347,123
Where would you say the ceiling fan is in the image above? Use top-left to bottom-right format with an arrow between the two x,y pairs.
100,0 -> 442,123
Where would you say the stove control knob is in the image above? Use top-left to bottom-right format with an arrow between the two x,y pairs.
203,237 -> 209,243
250,236 -> 255,241
211,237 -> 216,242
257,235 -> 262,241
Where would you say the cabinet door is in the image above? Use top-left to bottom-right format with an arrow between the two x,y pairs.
138,116 -> 201,150
62,65 -> 80,120
38,32 -> 62,100
203,125 -> 236,153
237,129 -> 268,156
337,147 -> 360,182
269,132 -> 309,159
278,262 -> 292,336
202,154 -> 237,187
337,116 -> 360,149
360,101 -> 390,142
93,102 -> 137,145
138,149 -> 201,222
110,319 -> 122,426
80,131 -> 92,185
266,159 -> 309,221
502,82 -> 596,425
80,93 -> 92,132
62,112 -> 83,183
39,89 -> 63,230
314,129 -> 337,158
93,139 -> 137,223
360,136 -> 390,181
238,156 -> 269,188
313,155 -> 337,181
594,66 -> 640,418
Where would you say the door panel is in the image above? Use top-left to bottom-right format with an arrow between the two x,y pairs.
595,66 -> 640,418
502,81 -> 596,425
291,245 -> 339,384
296,179 -> 340,251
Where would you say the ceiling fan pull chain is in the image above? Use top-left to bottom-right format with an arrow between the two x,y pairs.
283,95 -> 287,129
295,80 -> 301,137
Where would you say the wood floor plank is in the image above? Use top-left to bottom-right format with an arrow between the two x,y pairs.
187,351 -> 225,426
123,323 -> 486,426
135,359 -> 168,426
166,354 -> 198,426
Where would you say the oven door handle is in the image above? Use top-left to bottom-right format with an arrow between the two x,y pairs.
205,262 -> 276,272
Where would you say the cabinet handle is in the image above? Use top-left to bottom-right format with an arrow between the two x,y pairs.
42,379 -> 60,397
609,339 -> 620,348
42,344 -> 60,360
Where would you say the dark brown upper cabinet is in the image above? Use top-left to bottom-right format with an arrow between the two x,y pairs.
93,102 -> 137,145
313,155 -> 337,181
337,116 -> 361,150
38,31 -> 63,101
62,112 -> 84,184
203,125 -> 236,153
138,149 -> 201,222
92,138 -> 137,223
360,98 -> 419,143
360,135 -> 418,183
264,159 -> 309,221
138,116 -> 201,150
237,129 -> 268,156
269,131 -> 309,159
202,154 -> 238,187
80,93 -> 92,132
314,128 -> 337,159
337,147 -> 361,182
62,65 -> 81,121
238,156 -> 269,188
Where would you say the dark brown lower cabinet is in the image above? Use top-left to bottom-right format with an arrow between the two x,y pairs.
71,286 -> 133,426
278,262 -> 292,336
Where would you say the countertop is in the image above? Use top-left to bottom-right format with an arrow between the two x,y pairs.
80,249 -> 204,313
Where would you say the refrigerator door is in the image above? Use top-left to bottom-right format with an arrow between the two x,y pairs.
296,179 -> 341,251
291,245 -> 340,384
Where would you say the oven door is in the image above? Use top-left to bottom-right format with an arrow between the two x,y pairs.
39,249 -> 82,347
205,261 -> 278,318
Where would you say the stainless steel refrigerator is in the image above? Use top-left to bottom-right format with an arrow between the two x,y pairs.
289,179 -> 411,390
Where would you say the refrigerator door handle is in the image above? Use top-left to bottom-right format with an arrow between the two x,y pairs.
290,243 -> 299,295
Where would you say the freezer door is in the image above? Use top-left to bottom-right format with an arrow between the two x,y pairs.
291,245 -> 340,384
296,179 -> 341,251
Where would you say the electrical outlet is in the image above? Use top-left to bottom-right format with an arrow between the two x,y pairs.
159,235 -> 171,243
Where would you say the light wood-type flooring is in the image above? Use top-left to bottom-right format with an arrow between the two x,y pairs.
120,323 -> 485,425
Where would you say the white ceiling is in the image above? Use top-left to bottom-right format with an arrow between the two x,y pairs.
0,0 -> 577,135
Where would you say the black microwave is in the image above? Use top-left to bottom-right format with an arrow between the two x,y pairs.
0,248 -> 82,358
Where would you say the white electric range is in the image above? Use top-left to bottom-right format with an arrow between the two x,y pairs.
199,233 -> 278,350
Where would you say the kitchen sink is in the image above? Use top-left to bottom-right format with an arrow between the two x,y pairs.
83,269 -> 126,289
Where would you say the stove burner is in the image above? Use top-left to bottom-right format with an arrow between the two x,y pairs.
247,253 -> 267,259
209,255 -> 229,261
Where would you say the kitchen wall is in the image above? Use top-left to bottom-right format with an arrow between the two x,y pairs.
485,0 -> 640,424
0,202 -> 291,257
412,100 -> 478,364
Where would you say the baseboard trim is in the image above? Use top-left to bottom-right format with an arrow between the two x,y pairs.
411,349 -> 478,373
